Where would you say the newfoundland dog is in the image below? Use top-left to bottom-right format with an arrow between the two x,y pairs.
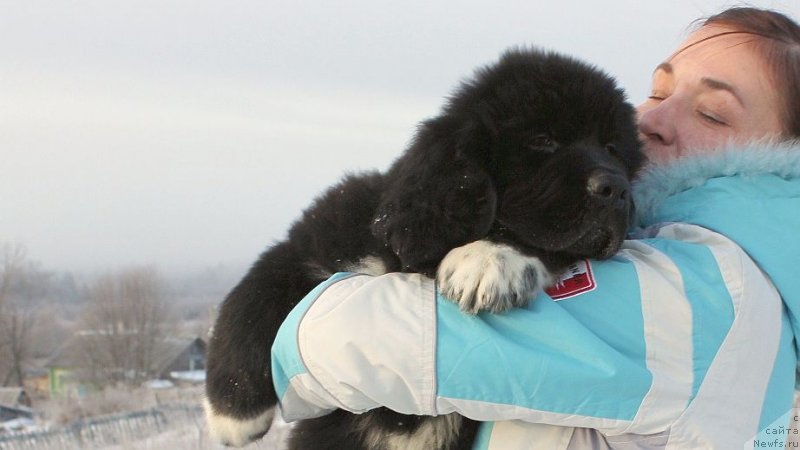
205,47 -> 644,449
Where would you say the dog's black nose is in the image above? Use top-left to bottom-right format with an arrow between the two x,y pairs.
587,171 -> 629,210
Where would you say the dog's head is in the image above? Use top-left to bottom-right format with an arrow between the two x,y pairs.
445,48 -> 645,261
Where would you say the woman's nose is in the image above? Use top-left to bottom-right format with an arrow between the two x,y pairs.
637,100 -> 675,147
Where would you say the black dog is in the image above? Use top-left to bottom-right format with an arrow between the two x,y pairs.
204,48 -> 644,449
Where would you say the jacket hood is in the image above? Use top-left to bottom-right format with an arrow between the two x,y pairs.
632,141 -> 800,345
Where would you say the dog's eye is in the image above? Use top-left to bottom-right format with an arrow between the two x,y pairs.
529,134 -> 555,151
605,143 -> 627,164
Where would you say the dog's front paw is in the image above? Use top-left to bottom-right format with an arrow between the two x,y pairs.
436,240 -> 552,314
203,399 -> 275,447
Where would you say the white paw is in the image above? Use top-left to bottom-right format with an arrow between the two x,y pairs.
436,240 -> 552,314
203,398 -> 275,447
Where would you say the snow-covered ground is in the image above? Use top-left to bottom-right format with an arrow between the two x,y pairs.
0,402 -> 291,450
0,417 -> 38,435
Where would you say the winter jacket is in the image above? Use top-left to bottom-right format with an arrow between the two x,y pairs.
271,142 -> 800,449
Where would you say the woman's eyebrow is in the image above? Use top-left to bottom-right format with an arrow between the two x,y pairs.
701,77 -> 745,107
653,62 -> 744,107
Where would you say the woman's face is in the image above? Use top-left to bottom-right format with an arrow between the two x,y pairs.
637,25 -> 785,163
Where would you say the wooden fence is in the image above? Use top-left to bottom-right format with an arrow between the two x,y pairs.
0,404 -> 204,450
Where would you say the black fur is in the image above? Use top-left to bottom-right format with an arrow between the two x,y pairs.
206,47 -> 644,449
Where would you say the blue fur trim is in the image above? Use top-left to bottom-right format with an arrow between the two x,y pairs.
632,140 -> 800,227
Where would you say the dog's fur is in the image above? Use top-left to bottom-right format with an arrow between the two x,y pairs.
205,48 -> 644,449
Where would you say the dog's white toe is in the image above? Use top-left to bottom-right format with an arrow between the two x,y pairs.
436,240 -> 552,314
204,398 -> 275,447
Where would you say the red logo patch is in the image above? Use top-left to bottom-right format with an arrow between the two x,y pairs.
545,259 -> 596,300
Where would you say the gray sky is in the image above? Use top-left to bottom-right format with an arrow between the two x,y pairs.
2,0 -> 798,275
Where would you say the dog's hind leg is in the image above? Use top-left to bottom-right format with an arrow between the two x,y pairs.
204,242 -> 319,447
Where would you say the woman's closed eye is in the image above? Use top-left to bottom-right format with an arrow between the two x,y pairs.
697,108 -> 729,126
648,90 -> 668,101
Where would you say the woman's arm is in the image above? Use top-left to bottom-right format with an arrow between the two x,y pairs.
271,223 -> 787,442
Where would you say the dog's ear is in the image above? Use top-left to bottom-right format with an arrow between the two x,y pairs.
373,116 -> 497,275
454,102 -> 498,164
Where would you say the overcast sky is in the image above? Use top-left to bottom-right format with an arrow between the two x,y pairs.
2,0 -> 798,275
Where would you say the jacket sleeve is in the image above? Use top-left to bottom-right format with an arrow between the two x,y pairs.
270,223 -> 784,438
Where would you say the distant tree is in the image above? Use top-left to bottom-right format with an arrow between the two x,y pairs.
1,307 -> 35,386
77,266 -> 174,385
0,242 -> 26,302
0,243 -> 36,387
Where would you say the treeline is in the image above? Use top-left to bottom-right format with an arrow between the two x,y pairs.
0,242 -> 234,388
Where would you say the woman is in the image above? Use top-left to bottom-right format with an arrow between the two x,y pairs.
271,7 -> 800,449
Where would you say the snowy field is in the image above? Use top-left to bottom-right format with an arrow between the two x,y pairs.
0,405 -> 292,450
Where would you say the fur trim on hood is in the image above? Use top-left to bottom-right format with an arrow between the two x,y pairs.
632,140 -> 800,227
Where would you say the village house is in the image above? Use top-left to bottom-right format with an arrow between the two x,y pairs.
45,336 -> 206,397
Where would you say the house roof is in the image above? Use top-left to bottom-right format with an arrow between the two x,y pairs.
152,337 -> 206,375
44,336 -> 84,369
0,388 -> 27,408
45,334 -> 206,374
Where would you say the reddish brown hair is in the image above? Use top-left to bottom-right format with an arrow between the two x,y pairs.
699,7 -> 800,138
